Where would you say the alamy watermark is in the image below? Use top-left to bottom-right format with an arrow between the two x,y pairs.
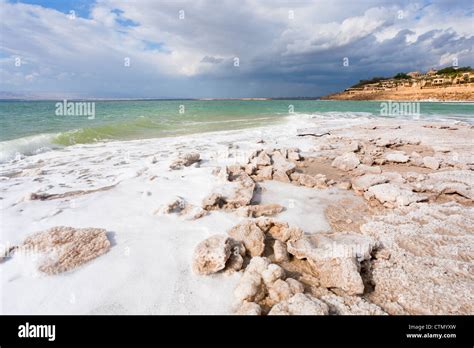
18,322 -> 55,341
55,99 -> 95,119
380,101 -> 420,118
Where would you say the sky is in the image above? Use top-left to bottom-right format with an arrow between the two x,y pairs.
0,0 -> 473,98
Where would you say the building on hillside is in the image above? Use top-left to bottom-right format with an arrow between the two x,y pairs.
426,68 -> 438,76
407,71 -> 421,78
433,78 -> 446,85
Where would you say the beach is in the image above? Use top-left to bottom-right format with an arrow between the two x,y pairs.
0,103 -> 473,315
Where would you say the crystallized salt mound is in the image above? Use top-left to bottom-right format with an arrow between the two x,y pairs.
268,293 -> 329,315
287,233 -> 377,295
233,256 -> 306,312
21,226 -> 111,275
236,204 -> 284,218
192,235 -> 232,275
351,174 -> 389,194
203,167 -> 256,211
361,202 -> 474,314
385,151 -> 409,163
169,152 -> 201,170
228,220 -> 266,257
411,170 -> 474,201
331,152 -> 360,171
320,294 -> 387,315
364,183 -> 427,208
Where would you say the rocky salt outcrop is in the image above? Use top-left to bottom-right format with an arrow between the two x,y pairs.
290,173 -> 328,188
287,233 -> 377,295
351,174 -> 389,194
360,202 -> 474,314
236,301 -> 262,315
228,221 -> 266,257
192,234 -> 245,275
234,256 -> 270,302
331,152 -> 360,171
233,256 -> 308,313
411,170 -> 473,201
255,218 -> 303,243
273,240 -> 289,262
364,183 -> 427,207
268,293 -> 329,315
192,235 -> 231,275
385,151 -> 409,163
169,152 -> 201,170
253,165 -> 273,181
155,196 -> 207,220
353,164 -> 382,175
320,294 -> 386,315
155,196 -> 186,214
236,204 -> 284,218
422,156 -> 440,170
203,167 -> 256,211
20,226 -> 111,275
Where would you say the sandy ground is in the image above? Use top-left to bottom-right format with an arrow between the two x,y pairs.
322,84 -> 474,101
0,114 -> 473,314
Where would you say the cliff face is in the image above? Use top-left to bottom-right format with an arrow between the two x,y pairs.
323,69 -> 474,102
321,84 -> 474,101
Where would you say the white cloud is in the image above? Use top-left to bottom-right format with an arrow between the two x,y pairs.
0,0 -> 472,98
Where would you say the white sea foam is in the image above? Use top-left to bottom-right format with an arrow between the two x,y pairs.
0,133 -> 61,163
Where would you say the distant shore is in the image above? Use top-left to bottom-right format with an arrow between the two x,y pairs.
321,84 -> 474,102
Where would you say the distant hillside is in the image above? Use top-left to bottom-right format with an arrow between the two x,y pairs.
321,66 -> 474,101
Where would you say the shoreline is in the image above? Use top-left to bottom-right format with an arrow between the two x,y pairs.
1,115 -> 473,315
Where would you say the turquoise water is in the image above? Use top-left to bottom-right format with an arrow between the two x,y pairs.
0,99 -> 473,161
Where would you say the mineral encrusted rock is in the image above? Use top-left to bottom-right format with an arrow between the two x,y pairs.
287,233 -> 377,295
268,278 -> 304,303
255,218 -> 303,243
268,293 -> 329,315
234,256 -> 271,302
170,152 -> 200,169
228,221 -> 266,257
21,226 -> 111,275
236,204 -> 284,218
411,170 -> 473,200
422,156 -> 440,170
364,183 -> 427,207
225,239 -> 246,273
192,234 -> 232,275
290,173 -> 328,188
202,168 -> 256,211
351,174 -> 389,194
385,152 -> 409,163
321,294 -> 387,315
236,301 -> 262,315
254,165 -> 273,181
331,152 -> 360,171
156,196 -> 186,214
273,240 -> 289,262
360,202 -> 474,314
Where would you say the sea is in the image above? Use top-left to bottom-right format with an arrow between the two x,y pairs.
0,99 -> 473,162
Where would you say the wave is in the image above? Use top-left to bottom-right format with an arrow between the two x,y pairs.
0,133 -> 61,163
0,115 -> 281,162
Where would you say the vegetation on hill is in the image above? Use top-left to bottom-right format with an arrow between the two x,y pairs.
348,66 -> 473,89
436,66 -> 472,76
350,77 -> 388,88
393,72 -> 410,79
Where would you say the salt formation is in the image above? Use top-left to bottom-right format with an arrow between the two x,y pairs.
360,202 -> 474,315
169,152 -> 201,169
287,233 -> 377,295
192,234 -> 245,275
20,226 -> 111,275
